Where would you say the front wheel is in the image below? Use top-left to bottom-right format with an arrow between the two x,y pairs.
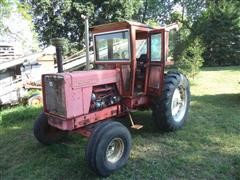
85,121 -> 131,177
152,71 -> 190,131
33,112 -> 67,145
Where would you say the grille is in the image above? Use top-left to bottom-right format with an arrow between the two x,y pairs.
44,75 -> 66,116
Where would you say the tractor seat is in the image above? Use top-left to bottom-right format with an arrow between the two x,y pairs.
137,54 -> 147,69
137,54 -> 147,62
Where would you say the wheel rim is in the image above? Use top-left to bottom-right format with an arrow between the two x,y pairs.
106,138 -> 124,163
29,96 -> 42,106
171,86 -> 187,122
31,98 -> 41,106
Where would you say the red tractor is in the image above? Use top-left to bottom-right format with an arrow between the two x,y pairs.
34,21 -> 190,177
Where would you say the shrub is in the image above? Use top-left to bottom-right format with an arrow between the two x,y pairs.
173,27 -> 204,79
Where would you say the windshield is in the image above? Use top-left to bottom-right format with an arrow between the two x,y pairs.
95,31 -> 130,61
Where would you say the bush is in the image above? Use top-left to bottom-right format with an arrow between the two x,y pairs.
173,27 -> 204,79
175,38 -> 204,79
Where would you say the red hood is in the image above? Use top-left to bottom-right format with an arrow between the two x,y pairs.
67,69 -> 120,88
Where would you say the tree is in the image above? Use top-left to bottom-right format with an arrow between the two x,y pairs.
173,0 -> 206,24
198,0 -> 240,66
29,0 -> 142,54
29,0 -> 91,52
93,0 -> 142,23
134,0 -> 174,23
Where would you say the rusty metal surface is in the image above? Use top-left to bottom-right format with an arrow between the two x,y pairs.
120,64 -> 131,93
47,105 -> 121,131
44,75 -> 66,116
70,70 -> 119,88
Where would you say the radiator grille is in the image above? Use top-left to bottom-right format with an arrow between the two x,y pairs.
44,75 -> 66,116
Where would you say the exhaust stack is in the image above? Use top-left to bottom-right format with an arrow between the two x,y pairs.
51,38 -> 65,73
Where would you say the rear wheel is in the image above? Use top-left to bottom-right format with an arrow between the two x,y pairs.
33,112 -> 67,145
85,121 -> 131,177
152,71 -> 190,131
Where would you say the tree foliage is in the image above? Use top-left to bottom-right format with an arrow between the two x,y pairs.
28,0 -> 205,51
172,0 -> 239,73
174,36 -> 204,78
29,0 -> 142,54
197,0 -> 240,66
134,0 -> 174,23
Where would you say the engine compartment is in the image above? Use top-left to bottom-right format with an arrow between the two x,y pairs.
90,84 -> 120,112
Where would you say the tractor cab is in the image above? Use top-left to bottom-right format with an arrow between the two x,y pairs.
90,21 -> 174,107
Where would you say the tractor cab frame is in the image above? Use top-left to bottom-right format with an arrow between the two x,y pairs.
91,21 -> 174,109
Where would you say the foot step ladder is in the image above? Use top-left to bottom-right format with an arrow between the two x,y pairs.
127,111 -> 143,130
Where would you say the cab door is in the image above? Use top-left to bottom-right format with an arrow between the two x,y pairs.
147,29 -> 165,96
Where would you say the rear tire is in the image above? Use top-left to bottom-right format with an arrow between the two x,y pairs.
152,71 -> 190,131
85,121 -> 131,177
33,112 -> 67,145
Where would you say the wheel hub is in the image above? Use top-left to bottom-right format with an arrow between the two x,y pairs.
106,138 -> 124,163
171,86 -> 187,122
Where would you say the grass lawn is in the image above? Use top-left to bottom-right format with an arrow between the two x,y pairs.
0,66 -> 240,179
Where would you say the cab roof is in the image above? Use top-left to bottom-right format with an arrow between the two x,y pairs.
90,21 -> 155,34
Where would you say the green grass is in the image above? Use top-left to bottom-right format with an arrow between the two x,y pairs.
1,66 -> 240,179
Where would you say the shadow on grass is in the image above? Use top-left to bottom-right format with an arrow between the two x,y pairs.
118,111 -> 162,135
120,93 -> 240,137
130,138 -> 240,179
201,66 -> 240,72
191,93 -> 240,112
191,93 -> 240,131
191,93 -> 240,106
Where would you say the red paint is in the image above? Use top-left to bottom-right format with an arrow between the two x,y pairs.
47,105 -> 121,131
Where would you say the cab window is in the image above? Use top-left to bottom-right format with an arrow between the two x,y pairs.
150,33 -> 162,61
95,31 -> 130,61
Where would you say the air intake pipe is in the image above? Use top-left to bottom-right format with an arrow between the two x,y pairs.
51,38 -> 65,73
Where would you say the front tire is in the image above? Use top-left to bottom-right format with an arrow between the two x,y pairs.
86,121 -> 131,177
33,112 -> 67,145
152,71 -> 190,131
